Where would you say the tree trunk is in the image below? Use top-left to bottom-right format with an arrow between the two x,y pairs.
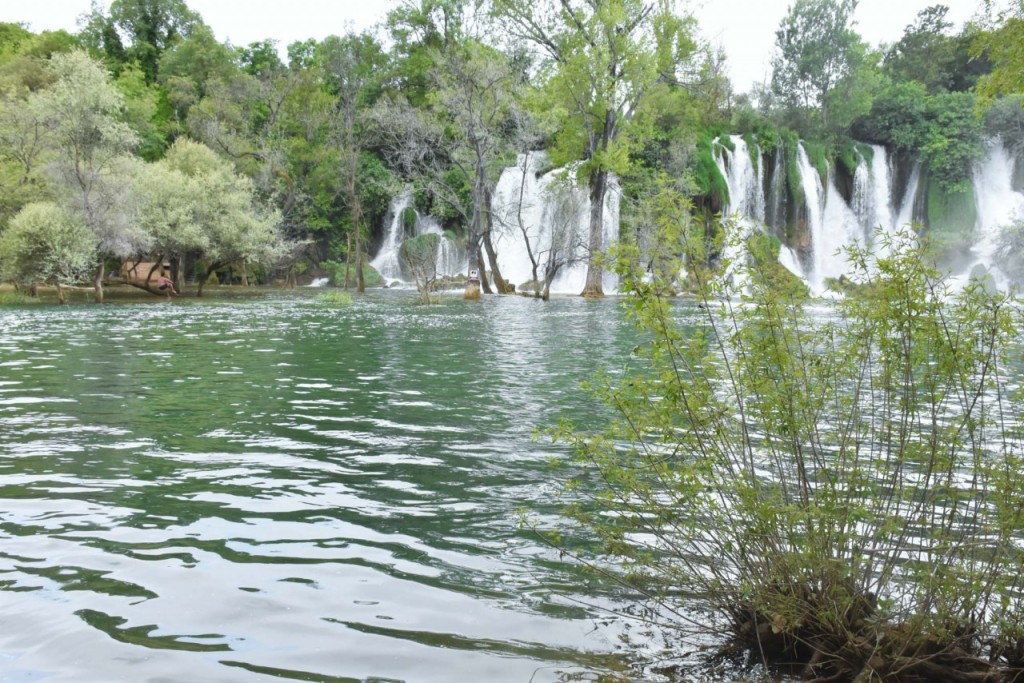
93,260 -> 105,303
353,204 -> 365,294
344,233 -> 352,290
56,283 -> 66,305
240,261 -> 249,287
477,246 -> 493,295
483,229 -> 507,293
173,256 -> 184,291
198,263 -> 219,298
464,233 -> 482,300
581,168 -> 608,298
481,187 -> 509,294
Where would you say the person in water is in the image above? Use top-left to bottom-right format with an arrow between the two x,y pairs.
156,275 -> 177,296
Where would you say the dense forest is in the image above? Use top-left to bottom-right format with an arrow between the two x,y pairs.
0,0 -> 1022,300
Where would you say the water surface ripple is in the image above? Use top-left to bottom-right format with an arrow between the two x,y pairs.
0,292 -> 639,682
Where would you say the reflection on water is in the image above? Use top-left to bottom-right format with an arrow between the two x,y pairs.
0,292 -> 642,682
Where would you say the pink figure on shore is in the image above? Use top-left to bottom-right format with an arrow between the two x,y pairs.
156,275 -> 177,296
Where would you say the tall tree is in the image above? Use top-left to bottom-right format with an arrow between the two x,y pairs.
771,0 -> 861,133
431,42 -> 524,296
108,0 -> 199,83
317,32 -> 387,293
973,1 -> 1024,106
156,138 -> 284,296
884,5 -> 958,93
492,0 -> 692,297
30,50 -> 145,301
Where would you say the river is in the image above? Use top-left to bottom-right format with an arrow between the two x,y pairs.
0,291 -> 651,683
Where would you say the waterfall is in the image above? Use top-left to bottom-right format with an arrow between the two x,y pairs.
370,188 -> 413,282
796,145 -> 828,293
796,144 -> 919,294
716,136 -> 765,221
714,136 -> 764,289
713,136 -> 808,285
970,141 -> 1019,278
942,139 -> 1024,288
894,161 -> 921,231
491,153 -> 620,295
369,187 -> 468,285
767,146 -> 787,230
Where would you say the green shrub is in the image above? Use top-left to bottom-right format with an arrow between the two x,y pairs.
316,290 -> 353,306
556,215 -> 1024,681
694,133 -> 730,208
321,260 -> 384,288
0,291 -> 40,305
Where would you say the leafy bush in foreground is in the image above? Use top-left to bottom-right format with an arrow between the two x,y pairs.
558,214 -> 1024,681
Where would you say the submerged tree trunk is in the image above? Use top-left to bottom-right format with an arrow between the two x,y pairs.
483,230 -> 507,293
581,168 -> 608,298
464,233 -> 482,300
351,184 -> 365,294
516,154 -> 541,287
477,246 -> 493,295
481,188 -> 510,294
93,260 -> 105,303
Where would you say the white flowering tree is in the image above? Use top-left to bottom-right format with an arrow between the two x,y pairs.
0,202 -> 98,302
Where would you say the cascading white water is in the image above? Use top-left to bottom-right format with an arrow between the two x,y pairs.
716,136 -> 766,221
714,136 -> 768,288
711,139 -> 923,295
795,146 -> 827,293
894,162 -> 922,231
371,188 -> 413,282
490,152 -> 620,295
964,139 -> 1024,287
798,143 -> 920,294
714,136 -> 807,284
369,187 -> 468,285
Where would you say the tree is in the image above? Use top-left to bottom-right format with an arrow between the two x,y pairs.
771,0 -> 861,133
399,232 -> 440,303
537,174 -> 589,300
317,32 -> 387,294
494,154 -> 588,300
30,50 -> 146,302
108,0 -> 200,83
884,4 -> 958,93
973,2 -> 1024,106
158,22 -> 237,123
430,42 -> 525,297
492,0 -> 693,297
131,151 -> 206,287
185,51 -> 341,244
0,202 -> 98,302
385,0 -> 472,107
157,138 -> 284,296
0,86 -> 51,223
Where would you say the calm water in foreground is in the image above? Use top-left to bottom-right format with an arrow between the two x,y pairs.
0,290 -> 651,683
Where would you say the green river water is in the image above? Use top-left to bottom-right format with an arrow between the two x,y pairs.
0,290 -> 649,683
